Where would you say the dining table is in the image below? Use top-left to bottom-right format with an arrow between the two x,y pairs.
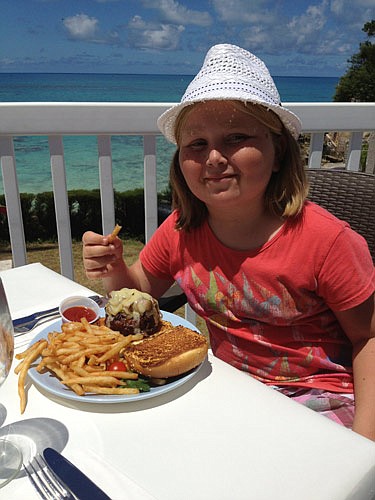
0,262 -> 374,500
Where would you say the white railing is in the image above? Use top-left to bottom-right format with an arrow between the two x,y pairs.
1,101 -> 374,280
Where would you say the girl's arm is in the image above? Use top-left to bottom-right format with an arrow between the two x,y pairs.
334,293 -> 375,441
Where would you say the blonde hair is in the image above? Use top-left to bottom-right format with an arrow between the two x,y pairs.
171,100 -> 308,231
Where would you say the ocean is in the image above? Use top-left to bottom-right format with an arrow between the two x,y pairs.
0,73 -> 339,195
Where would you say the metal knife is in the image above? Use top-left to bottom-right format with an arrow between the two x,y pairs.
43,448 -> 111,500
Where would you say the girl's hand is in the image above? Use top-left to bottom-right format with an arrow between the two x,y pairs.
82,230 -> 124,279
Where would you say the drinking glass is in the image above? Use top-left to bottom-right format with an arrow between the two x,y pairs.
0,307 -> 23,488
0,315 -> 13,386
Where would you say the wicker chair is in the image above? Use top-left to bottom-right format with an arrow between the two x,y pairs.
306,168 -> 375,263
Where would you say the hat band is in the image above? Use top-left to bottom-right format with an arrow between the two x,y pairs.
183,80 -> 281,107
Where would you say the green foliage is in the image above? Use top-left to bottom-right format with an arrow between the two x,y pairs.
0,188 -> 172,244
363,20 -> 375,37
115,188 -> 145,241
122,377 -> 151,392
334,20 -> 375,102
69,190 -> 102,236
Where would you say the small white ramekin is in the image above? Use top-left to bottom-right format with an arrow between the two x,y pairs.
59,295 -> 100,324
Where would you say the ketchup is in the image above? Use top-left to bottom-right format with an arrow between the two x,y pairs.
63,306 -> 97,322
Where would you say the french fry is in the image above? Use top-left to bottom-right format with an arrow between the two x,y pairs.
87,354 -> 99,366
71,366 -> 90,377
15,338 -> 47,362
61,375 -> 120,387
85,364 -> 106,372
107,224 -> 122,243
96,339 -> 132,363
81,317 -> 94,334
94,370 -> 138,379
76,354 -> 86,368
17,340 -> 48,413
14,339 -> 47,373
14,316 -> 145,411
82,386 -> 139,395
45,363 -> 85,396
36,356 -> 56,372
60,346 -> 110,365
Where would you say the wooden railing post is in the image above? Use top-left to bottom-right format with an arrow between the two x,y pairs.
97,135 -> 115,235
308,133 -> 324,168
0,136 -> 26,267
48,135 -> 74,280
143,135 -> 158,242
347,132 -> 363,171
366,132 -> 375,174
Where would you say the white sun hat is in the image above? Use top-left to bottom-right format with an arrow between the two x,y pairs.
157,43 -> 302,143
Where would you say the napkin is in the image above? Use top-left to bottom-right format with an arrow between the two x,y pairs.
63,447 -> 157,500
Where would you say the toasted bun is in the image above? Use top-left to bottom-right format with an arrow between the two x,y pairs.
123,321 -> 208,378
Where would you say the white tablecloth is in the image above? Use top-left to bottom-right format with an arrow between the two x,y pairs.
1,263 -> 374,500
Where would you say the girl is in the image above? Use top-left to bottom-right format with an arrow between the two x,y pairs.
83,44 -> 375,441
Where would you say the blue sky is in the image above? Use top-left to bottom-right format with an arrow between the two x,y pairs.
1,0 -> 374,76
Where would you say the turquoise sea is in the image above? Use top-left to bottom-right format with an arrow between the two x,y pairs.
0,73 -> 339,195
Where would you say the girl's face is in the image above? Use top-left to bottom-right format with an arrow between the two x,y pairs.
178,101 -> 280,213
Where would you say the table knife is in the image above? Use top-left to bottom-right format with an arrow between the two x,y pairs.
43,448 -> 111,500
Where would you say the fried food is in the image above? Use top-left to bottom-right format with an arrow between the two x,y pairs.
107,224 -> 122,243
16,339 -> 48,414
14,318 -> 144,413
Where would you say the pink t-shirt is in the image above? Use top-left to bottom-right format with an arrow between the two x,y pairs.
140,201 -> 375,392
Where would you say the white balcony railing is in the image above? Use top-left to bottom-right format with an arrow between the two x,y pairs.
1,102 -> 374,281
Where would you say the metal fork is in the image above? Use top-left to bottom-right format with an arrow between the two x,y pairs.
24,453 -> 75,500
13,295 -> 106,335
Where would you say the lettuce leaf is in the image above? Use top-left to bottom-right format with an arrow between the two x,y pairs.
122,377 -> 150,392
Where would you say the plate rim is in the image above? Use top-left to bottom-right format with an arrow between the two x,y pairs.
27,310 -> 204,404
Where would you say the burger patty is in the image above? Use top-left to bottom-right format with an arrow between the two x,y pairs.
106,312 -> 159,336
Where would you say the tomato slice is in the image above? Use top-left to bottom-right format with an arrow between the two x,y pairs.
107,361 -> 127,371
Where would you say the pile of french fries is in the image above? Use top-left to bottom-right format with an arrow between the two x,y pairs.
15,317 -> 143,413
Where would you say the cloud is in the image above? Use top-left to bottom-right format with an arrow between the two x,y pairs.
222,0 -> 355,58
287,1 -> 328,46
211,0 -> 275,24
124,0 -> 211,52
63,14 -> 99,40
127,15 -> 185,50
62,13 -> 121,45
141,0 -> 212,27
211,0 -> 372,58
330,0 -> 374,32
0,57 -> 16,66
331,0 -> 375,14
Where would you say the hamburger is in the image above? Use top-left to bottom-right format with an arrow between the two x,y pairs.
105,288 -> 161,336
123,320 -> 209,378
